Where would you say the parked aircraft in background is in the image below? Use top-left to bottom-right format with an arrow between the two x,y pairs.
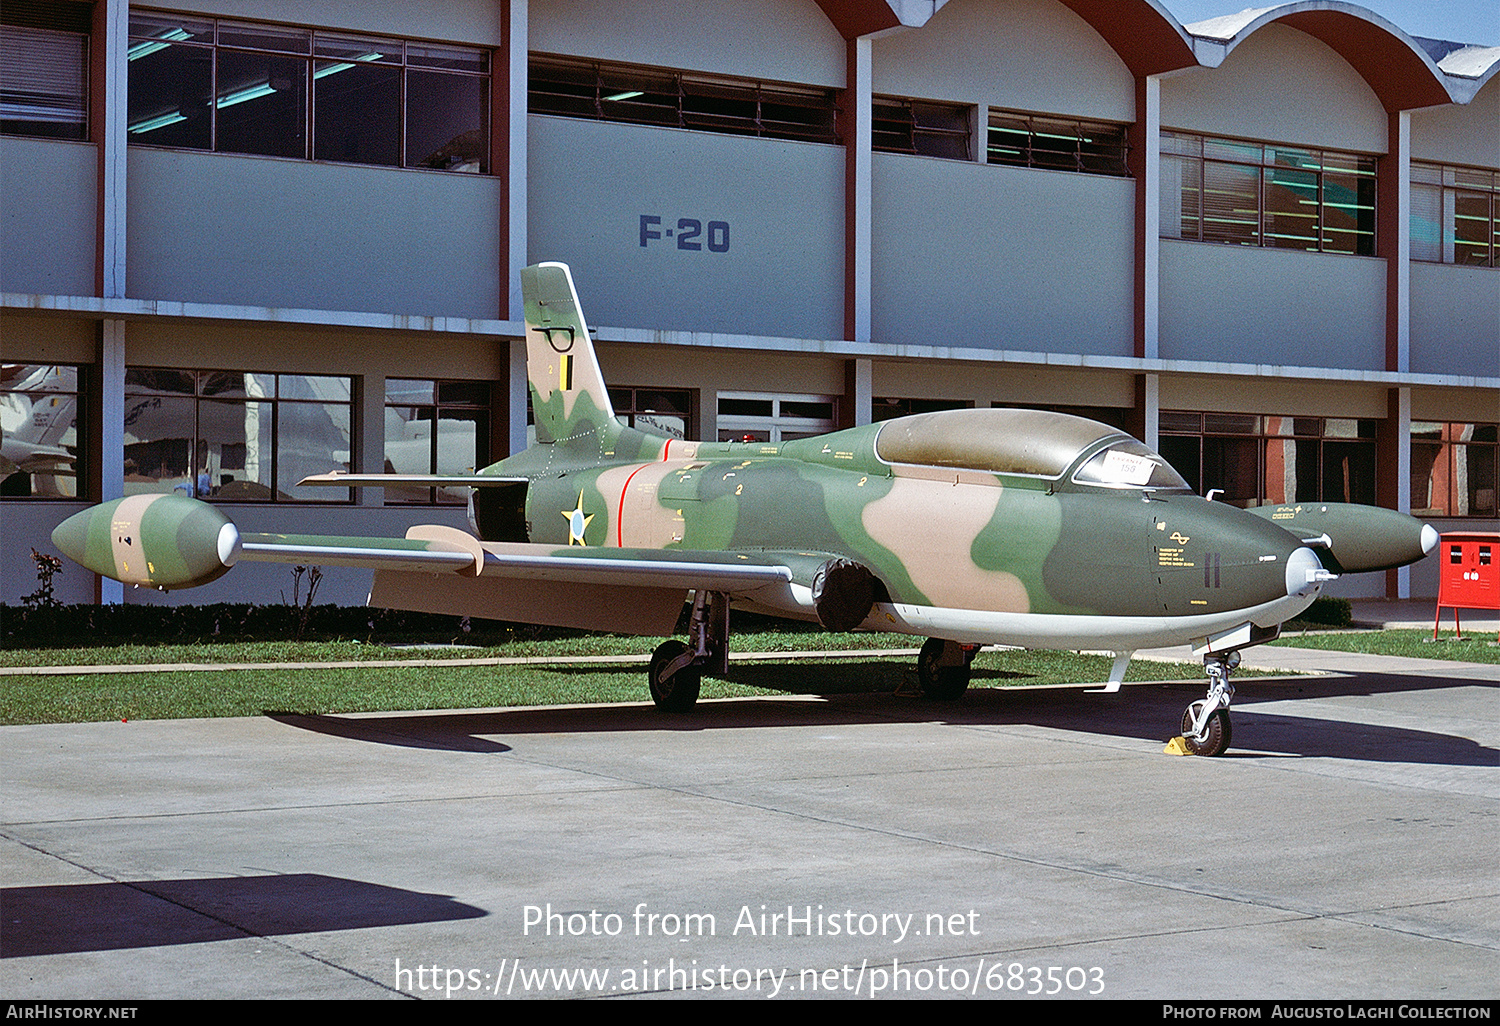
54,263 -> 1436,755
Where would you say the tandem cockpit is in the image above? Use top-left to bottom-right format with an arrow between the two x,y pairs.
871,407 -> 1193,494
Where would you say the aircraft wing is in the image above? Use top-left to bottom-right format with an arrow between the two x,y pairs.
51,495 -> 796,635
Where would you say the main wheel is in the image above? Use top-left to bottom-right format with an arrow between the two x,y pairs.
649,640 -> 701,713
918,637 -> 971,701
1180,700 -> 1232,757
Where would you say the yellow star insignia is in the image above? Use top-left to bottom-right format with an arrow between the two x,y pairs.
563,490 -> 594,546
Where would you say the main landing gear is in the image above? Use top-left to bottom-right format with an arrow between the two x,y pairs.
1177,650 -> 1239,757
648,590 -> 729,712
917,638 -> 978,701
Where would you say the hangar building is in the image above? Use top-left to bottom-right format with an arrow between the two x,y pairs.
2,0 -> 1497,606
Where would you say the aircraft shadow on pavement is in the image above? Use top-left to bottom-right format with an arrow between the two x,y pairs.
0,873 -> 485,958
265,661 -> 1497,768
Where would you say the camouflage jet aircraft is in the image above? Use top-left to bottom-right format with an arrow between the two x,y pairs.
53,262 -> 1437,756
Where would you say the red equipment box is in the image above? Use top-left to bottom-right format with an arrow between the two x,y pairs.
1433,532 -> 1498,641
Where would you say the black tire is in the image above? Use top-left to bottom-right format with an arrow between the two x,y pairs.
1180,701 -> 1232,757
918,637 -> 971,701
649,640 -> 701,713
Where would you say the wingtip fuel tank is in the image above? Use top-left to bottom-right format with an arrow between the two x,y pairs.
1246,502 -> 1438,574
51,494 -> 240,590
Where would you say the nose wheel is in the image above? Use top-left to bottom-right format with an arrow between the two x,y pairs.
1176,651 -> 1238,757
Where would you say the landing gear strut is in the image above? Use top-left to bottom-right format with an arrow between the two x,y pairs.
1179,650 -> 1239,757
648,590 -> 729,713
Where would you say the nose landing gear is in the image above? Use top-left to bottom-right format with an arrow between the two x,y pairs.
1173,651 -> 1239,757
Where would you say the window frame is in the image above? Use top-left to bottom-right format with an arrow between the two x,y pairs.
1411,421 -> 1498,519
383,378 -> 493,506
0,2 -> 91,141
1161,131 -> 1378,256
123,367 -> 355,504
125,9 -> 492,174
1411,162 -> 1499,268
0,364 -> 87,499
528,53 -> 840,146
987,109 -> 1130,178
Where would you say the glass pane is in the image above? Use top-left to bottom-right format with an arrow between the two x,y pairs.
1027,117 -> 1079,171
123,395 -> 197,496
314,59 -> 400,165
1263,437 -> 1319,504
1160,154 -> 1200,240
218,21 -> 311,55
1,27 -> 88,140
407,43 -> 488,74
1453,191 -> 1492,266
128,13 -> 214,48
436,409 -> 487,502
1410,183 -> 1443,262
1409,440 -> 1445,515
1156,435 -> 1201,494
215,50 -> 308,158
986,115 -> 1030,166
203,399 -> 275,499
126,368 -> 195,395
277,401 -> 351,500
384,404 -> 434,503
1322,171 -> 1376,255
438,381 -> 490,405
1262,166 -> 1319,250
127,42 -> 212,147
314,34 -> 401,64
387,379 -> 435,404
406,69 -> 487,172
1321,440 -> 1376,505
1202,436 -> 1260,507
1202,161 -> 1259,245
719,398 -> 773,417
1,366 -> 80,497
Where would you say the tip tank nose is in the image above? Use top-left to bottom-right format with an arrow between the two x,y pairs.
1285,545 -> 1337,598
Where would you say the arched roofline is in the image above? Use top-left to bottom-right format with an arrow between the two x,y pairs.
1431,45 -> 1499,103
1186,2 -> 1456,111
813,0 -> 1196,75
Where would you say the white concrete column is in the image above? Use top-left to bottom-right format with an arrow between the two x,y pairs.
98,319 -> 126,604
1141,372 -> 1159,451
1140,75 -> 1160,361
359,373 -> 385,506
1393,385 -> 1413,599
1389,110 -> 1411,375
97,0 -> 128,297
505,0 -> 528,320
847,35 -> 872,344
848,357 -> 872,427
508,339 -> 529,455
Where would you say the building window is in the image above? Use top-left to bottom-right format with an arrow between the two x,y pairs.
873,397 -> 974,422
1412,163 -> 1499,268
717,393 -> 836,442
384,379 -> 491,504
1161,132 -> 1376,255
1,365 -> 83,498
608,387 -> 695,440
1412,422 -> 1497,518
872,97 -> 971,160
987,110 -> 1129,177
1158,412 -> 1378,508
124,369 -> 352,502
0,1 -> 90,140
529,54 -> 839,145
126,11 -> 490,172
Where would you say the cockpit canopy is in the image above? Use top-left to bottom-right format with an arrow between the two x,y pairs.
873,408 -> 1191,491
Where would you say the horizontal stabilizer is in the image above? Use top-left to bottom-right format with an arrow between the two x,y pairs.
298,473 -> 527,488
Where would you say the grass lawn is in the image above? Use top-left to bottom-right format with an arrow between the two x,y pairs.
0,636 -> 1209,725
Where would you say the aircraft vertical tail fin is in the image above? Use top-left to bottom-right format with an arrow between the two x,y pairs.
520,262 -> 617,446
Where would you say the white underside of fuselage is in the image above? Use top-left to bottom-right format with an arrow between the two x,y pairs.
742,582 -> 1322,652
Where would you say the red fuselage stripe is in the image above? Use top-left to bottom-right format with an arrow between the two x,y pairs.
617,463 -> 649,547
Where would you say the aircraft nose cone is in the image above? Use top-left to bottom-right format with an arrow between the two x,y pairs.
1420,524 -> 1439,555
1285,545 -> 1331,599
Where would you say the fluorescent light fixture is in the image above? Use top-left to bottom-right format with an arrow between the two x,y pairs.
127,28 -> 192,61
216,83 -> 277,109
128,110 -> 187,134
604,90 -> 643,101
314,53 -> 384,79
